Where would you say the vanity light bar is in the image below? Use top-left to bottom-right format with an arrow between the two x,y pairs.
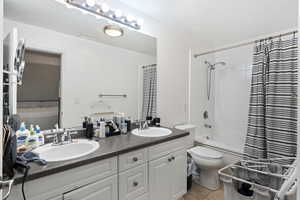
65,0 -> 143,30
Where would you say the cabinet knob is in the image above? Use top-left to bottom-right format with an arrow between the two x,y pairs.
172,156 -> 175,160
168,158 -> 172,162
133,181 -> 139,187
132,157 -> 138,162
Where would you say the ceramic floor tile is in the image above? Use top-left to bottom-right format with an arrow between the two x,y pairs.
183,182 -> 224,200
203,187 -> 224,200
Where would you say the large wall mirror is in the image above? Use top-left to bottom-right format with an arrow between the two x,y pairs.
4,0 -> 157,130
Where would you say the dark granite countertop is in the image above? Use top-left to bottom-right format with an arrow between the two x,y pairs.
14,127 -> 189,184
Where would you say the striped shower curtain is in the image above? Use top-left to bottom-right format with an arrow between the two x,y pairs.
243,37 -> 298,164
141,64 -> 157,120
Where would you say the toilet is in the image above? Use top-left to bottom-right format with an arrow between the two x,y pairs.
188,146 -> 224,190
174,124 -> 224,190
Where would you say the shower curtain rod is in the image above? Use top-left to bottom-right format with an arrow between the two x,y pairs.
194,30 -> 298,58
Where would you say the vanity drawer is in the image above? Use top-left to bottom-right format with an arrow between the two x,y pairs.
119,148 -> 148,172
148,137 -> 187,160
119,164 -> 148,200
10,157 -> 118,200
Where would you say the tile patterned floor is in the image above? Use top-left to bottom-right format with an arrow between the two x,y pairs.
182,183 -> 224,200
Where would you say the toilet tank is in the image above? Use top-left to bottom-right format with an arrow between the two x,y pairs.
174,124 -> 196,148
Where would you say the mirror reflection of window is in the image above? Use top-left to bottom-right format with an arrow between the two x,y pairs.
17,50 -> 61,130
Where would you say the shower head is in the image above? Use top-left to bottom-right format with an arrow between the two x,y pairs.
205,61 -> 226,70
213,61 -> 226,66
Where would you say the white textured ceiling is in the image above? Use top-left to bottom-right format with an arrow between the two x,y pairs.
4,0 -> 157,56
119,0 -> 298,48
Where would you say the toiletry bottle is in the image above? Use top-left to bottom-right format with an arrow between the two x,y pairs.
35,125 -> 44,146
16,122 -> 29,148
95,120 -> 100,138
86,117 -> 94,139
125,117 -> 131,132
120,118 -> 127,134
146,116 -> 153,126
99,120 -> 106,138
154,117 -> 160,127
83,116 -> 88,128
26,124 -> 38,149
105,122 -> 110,137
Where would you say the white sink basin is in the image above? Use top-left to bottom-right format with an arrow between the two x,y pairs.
33,139 -> 99,162
131,127 -> 172,137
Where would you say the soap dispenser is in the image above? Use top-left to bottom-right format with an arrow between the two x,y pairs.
35,125 -> 44,146
16,122 -> 29,148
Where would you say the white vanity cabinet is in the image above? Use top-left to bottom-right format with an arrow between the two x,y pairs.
9,136 -> 188,200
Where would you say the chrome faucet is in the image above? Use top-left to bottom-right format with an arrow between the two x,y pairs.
47,125 -> 77,146
139,121 -> 149,130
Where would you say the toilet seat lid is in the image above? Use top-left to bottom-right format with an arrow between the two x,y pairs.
189,146 -> 223,159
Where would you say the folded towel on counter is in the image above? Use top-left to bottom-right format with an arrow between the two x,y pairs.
17,151 -> 47,166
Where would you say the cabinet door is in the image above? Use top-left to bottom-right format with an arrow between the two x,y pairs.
170,149 -> 187,200
63,175 -> 117,200
149,155 -> 172,200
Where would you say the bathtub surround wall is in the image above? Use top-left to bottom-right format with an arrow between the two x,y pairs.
213,45 -> 253,152
4,19 -> 156,127
190,45 -> 252,153
190,53 -> 216,140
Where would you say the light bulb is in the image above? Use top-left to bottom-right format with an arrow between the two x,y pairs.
101,3 -> 109,13
137,18 -> 144,26
114,9 -> 122,18
81,10 -> 88,15
86,0 -> 95,7
104,25 -> 124,37
126,14 -> 134,22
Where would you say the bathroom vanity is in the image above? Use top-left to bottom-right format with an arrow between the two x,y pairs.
10,128 -> 189,200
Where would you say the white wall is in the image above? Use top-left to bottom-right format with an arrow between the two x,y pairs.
4,19 -> 155,127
